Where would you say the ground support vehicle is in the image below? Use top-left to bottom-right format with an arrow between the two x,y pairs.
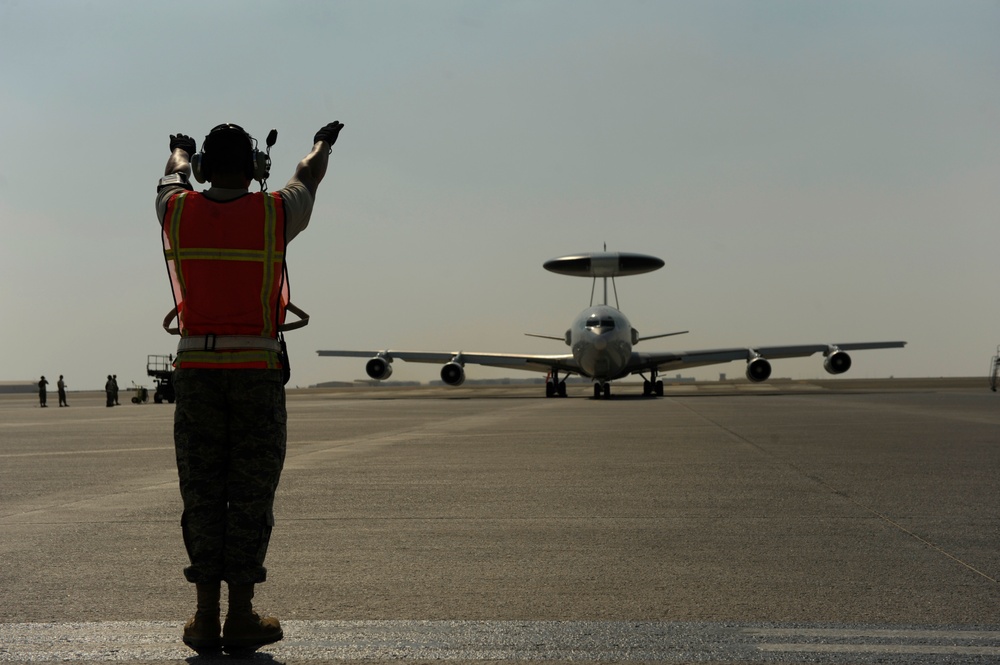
147,355 -> 176,403
131,383 -> 149,404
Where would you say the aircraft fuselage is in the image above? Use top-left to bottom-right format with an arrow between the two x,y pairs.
569,305 -> 634,382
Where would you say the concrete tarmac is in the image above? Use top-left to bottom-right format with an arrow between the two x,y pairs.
1,378 -> 998,664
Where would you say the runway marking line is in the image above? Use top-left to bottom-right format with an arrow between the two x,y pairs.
3,620 -> 1000,662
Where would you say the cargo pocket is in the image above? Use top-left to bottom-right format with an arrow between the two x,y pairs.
253,511 -> 276,567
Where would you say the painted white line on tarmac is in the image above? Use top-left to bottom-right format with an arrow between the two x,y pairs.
759,643 -> 1000,656
3,620 -> 1000,663
748,627 -> 1000,640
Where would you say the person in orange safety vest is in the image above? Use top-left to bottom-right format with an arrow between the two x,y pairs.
155,121 -> 343,656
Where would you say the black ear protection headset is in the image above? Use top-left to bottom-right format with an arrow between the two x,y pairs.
191,123 -> 277,190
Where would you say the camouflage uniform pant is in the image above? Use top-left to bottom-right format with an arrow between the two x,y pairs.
173,368 -> 287,585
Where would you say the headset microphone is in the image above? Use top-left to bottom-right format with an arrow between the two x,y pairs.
259,129 -> 277,192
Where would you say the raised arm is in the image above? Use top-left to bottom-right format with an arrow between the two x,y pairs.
289,121 -> 344,198
156,134 -> 198,226
164,134 -> 196,177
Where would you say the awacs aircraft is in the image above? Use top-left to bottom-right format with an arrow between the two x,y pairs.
317,252 -> 906,399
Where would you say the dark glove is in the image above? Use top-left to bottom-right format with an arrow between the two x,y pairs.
313,122 -> 344,147
169,134 -> 196,155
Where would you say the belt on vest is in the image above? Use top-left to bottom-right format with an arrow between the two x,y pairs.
177,335 -> 282,353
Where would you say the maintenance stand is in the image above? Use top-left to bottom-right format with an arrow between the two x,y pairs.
147,355 -> 175,403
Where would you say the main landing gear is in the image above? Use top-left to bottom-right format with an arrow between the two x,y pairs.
641,369 -> 664,397
589,374 -> 664,399
591,380 -> 662,399
587,370 -> 666,399
643,380 -> 664,397
545,370 -> 568,398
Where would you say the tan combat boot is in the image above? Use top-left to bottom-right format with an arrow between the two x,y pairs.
182,581 -> 222,653
222,583 -> 283,653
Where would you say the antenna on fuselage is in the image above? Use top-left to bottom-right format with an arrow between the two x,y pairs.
543,251 -> 665,309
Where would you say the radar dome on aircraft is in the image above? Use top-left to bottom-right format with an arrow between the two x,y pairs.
543,252 -> 664,278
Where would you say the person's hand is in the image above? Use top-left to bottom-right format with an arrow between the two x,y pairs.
313,122 -> 344,147
169,134 -> 196,155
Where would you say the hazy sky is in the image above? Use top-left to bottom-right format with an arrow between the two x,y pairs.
2,1 -> 998,390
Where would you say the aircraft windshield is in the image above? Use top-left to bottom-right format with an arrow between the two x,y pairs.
586,317 -> 616,329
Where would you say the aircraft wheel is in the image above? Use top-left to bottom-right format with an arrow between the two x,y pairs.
602,382 -> 611,399
642,380 -> 652,396
545,381 -> 555,398
593,383 -> 602,399
557,382 -> 567,397
655,380 -> 664,396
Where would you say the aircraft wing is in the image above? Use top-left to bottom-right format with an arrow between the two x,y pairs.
631,341 -> 907,373
317,349 -> 581,375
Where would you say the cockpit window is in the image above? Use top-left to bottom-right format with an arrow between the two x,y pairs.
586,316 -> 616,329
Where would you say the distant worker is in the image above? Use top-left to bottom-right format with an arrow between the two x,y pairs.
104,375 -> 115,407
112,374 -> 120,405
57,375 -> 69,407
38,375 -> 48,408
156,120 -> 343,655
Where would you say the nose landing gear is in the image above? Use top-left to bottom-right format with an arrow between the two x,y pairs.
592,382 -> 611,399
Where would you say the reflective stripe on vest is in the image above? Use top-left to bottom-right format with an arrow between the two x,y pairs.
162,191 -> 288,370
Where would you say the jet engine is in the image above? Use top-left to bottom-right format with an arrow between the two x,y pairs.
824,350 -> 852,375
440,362 -> 466,386
365,357 -> 393,381
745,357 -> 772,383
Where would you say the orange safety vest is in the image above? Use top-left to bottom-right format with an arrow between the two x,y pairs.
162,190 -> 289,369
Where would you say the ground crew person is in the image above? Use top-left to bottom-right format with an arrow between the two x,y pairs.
155,120 -> 343,655
38,376 -> 48,407
104,375 -> 114,407
57,375 -> 68,407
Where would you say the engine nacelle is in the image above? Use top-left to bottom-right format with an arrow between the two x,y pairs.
440,362 -> 466,386
824,350 -> 852,375
746,357 -> 772,383
365,357 -> 393,381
